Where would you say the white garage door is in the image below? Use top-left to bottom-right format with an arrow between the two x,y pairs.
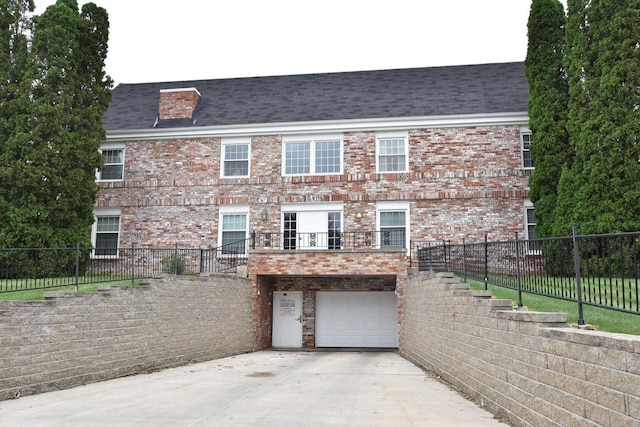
315,291 -> 398,348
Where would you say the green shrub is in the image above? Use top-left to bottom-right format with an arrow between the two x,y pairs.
162,255 -> 185,274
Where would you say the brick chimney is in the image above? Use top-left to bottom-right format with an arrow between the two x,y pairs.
158,88 -> 201,120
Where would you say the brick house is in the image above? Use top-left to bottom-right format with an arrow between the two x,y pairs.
98,62 -> 532,350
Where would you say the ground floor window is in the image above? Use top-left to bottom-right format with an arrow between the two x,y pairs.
219,206 -> 249,254
377,201 -> 409,249
524,200 -> 538,252
92,207 -> 121,257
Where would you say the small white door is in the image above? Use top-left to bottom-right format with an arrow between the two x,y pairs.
272,291 -> 303,348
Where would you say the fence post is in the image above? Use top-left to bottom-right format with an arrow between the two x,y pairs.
443,240 -> 448,271
515,232 -> 523,308
462,238 -> 467,283
409,240 -> 413,268
572,224 -> 585,325
484,234 -> 488,290
251,231 -> 256,250
75,241 -> 80,293
131,243 -> 135,287
174,243 -> 179,275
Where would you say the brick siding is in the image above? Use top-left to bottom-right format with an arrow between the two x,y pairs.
98,126 -> 529,248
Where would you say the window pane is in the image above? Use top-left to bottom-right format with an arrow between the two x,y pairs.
222,214 -> 246,231
315,140 -> 340,173
328,212 -> 341,231
103,150 -> 123,163
379,138 -> 405,155
224,161 -> 249,176
224,144 -> 248,160
379,155 -> 406,172
522,133 -> 534,168
101,164 -> 123,180
97,217 -> 120,232
100,149 -> 123,180
378,138 -> 406,172
95,233 -> 118,255
285,142 -> 310,174
381,228 -> 405,248
223,144 -> 249,177
380,211 -> 405,227
222,231 -> 246,246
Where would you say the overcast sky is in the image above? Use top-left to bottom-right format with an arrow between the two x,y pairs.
33,0 -> 568,86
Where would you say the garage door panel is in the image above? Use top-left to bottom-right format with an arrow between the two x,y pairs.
316,291 -> 398,348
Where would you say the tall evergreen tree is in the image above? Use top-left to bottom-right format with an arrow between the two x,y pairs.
555,0 -> 640,235
525,0 -> 569,238
0,0 -> 112,248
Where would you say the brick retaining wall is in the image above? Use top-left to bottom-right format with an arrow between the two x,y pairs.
400,272 -> 640,427
0,275 -> 253,401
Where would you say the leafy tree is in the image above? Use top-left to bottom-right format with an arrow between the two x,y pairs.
555,0 -> 640,235
525,0 -> 569,238
0,0 -> 112,249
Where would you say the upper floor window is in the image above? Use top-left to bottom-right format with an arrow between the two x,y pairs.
99,149 -> 124,181
92,207 -> 121,258
221,137 -> 250,178
521,130 -> 533,169
282,135 -> 342,176
377,132 -> 408,173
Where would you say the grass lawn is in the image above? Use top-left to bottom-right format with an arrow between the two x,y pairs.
465,278 -> 640,335
0,280 -> 139,301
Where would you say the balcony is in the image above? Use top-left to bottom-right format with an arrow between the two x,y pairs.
249,230 -> 406,251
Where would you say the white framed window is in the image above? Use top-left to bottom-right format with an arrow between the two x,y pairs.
376,132 -> 408,173
524,200 -> 538,252
221,137 -> 250,178
521,129 -> 533,169
98,145 -> 125,181
282,135 -> 342,176
377,201 -> 410,250
218,205 -> 249,255
91,207 -> 121,258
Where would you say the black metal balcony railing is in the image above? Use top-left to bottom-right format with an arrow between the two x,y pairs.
250,230 -> 406,250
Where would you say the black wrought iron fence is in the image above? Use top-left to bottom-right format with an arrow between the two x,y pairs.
250,230 -> 406,250
410,227 -> 640,321
0,240 -> 250,294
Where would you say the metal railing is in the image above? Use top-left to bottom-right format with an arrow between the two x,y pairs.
250,230 -> 406,250
0,240 -> 250,294
410,227 -> 640,321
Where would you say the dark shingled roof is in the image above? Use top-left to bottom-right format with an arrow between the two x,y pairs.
103,62 -> 528,131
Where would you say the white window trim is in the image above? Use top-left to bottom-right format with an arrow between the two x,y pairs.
218,205 -> 250,255
282,134 -> 343,176
91,207 -> 121,259
220,137 -> 251,178
376,201 -> 410,251
376,131 -> 409,174
520,128 -> 533,170
97,143 -> 125,182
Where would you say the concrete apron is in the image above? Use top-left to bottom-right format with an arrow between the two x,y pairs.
0,351 -> 504,427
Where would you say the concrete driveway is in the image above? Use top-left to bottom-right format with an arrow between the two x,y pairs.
0,351 -> 504,426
